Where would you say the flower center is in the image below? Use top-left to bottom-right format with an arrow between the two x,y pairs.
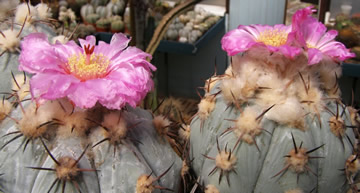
65,44 -> 110,81
306,43 -> 316,49
257,29 -> 288,47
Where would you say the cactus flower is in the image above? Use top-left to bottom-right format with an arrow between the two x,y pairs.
19,33 -> 156,109
291,6 -> 355,65
221,24 -> 302,59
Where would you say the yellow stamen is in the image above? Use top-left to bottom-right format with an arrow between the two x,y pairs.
306,43 -> 316,48
66,52 -> 110,81
257,29 -> 288,47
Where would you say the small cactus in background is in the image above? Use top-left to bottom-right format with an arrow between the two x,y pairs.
95,18 -> 111,32
80,3 -> 95,21
110,20 -> 125,33
0,27 -> 182,192
85,13 -> 100,25
189,7 -> 359,193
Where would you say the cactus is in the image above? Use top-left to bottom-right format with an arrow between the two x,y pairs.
189,7 -> 359,193
0,98 -> 182,193
85,13 -> 100,25
106,0 -> 126,16
110,20 -> 125,33
96,5 -> 109,19
80,3 -> 95,21
0,30 -> 182,193
95,18 -> 111,31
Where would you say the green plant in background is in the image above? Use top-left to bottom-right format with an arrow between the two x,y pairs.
189,7 -> 359,193
85,13 -> 100,25
95,18 -> 111,31
96,5 -> 109,18
80,3 -> 95,21
111,20 -> 125,33
106,0 -> 126,16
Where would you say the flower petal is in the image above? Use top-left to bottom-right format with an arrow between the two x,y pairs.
79,35 -> 96,49
221,28 -> 258,56
67,79 -> 117,109
30,73 -> 79,100
110,46 -> 155,71
19,33 -> 63,73
20,32 -> 155,110
96,33 -> 131,61
307,48 -> 323,65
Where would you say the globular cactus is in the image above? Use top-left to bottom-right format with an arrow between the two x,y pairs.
80,3 -> 95,20
85,13 -> 100,25
0,31 -> 182,192
95,18 -> 111,31
189,7 -> 359,193
0,1 -> 56,97
110,20 -> 125,33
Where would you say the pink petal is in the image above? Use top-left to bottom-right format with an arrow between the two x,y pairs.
67,79 -> 117,109
221,28 -> 257,56
110,47 -> 155,71
95,33 -> 132,61
30,73 -> 79,100
20,32 -> 156,110
302,18 -> 327,46
19,33 -> 64,73
277,45 -> 302,59
316,30 -> 338,48
79,35 -> 96,49
307,48 -> 323,65
321,42 -> 355,61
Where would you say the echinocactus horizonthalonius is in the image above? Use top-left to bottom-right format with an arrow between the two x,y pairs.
189,6 -> 359,193
0,31 -> 182,193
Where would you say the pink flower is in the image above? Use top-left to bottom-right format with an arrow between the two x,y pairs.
19,33 -> 156,109
221,24 -> 301,59
292,6 -> 355,65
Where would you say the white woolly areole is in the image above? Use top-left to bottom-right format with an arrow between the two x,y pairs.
102,112 -> 128,142
204,76 -> 222,93
205,184 -> 220,193
346,154 -> 360,174
181,160 -> 189,176
136,175 -> 155,193
178,124 -> 191,141
0,0 -> 19,20
0,29 -> 21,52
12,74 -> 30,101
329,116 -> 346,137
57,110 -> 89,137
286,148 -> 309,173
19,102 -> 54,138
153,115 -> 171,136
348,106 -> 360,127
296,82 -> 324,114
247,47 -> 308,79
264,97 -> 305,130
221,77 -> 246,105
284,188 -> 304,193
215,151 -> 237,171
15,3 -> 37,26
0,99 -> 12,121
198,95 -> 216,121
221,75 -> 257,105
36,3 -> 52,20
234,106 -> 262,144
313,60 -> 342,98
